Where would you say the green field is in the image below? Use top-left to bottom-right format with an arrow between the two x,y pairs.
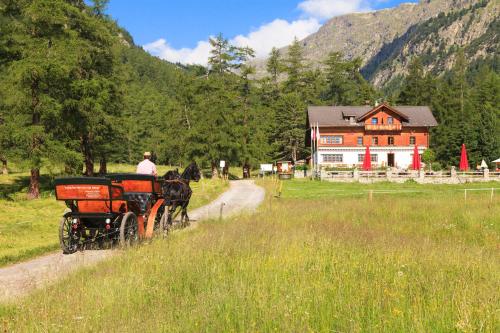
0,164 -> 228,267
1,179 -> 498,332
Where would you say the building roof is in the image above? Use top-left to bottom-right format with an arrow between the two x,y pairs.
307,105 -> 438,127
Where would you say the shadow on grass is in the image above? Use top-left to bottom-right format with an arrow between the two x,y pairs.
0,174 -> 56,200
0,244 -> 60,268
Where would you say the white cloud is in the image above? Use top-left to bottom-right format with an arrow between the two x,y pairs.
143,0 -> 375,65
298,0 -> 372,20
143,38 -> 212,66
232,18 -> 321,58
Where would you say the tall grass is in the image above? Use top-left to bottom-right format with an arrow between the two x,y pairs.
1,180 -> 498,332
0,165 -> 228,267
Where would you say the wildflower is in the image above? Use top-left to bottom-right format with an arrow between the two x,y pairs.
392,308 -> 402,316
397,271 -> 404,277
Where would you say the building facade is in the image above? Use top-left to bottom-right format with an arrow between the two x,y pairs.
307,104 -> 438,169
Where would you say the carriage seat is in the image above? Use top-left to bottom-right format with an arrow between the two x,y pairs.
123,193 -> 154,214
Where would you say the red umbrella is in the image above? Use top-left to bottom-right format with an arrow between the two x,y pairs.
362,146 -> 371,171
412,145 -> 421,170
459,144 -> 469,171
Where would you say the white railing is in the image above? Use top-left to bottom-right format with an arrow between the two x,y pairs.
359,171 -> 387,178
457,172 -> 484,178
324,171 -> 354,178
318,168 -> 499,183
424,171 -> 452,178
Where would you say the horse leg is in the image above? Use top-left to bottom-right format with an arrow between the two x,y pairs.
181,191 -> 192,227
167,204 -> 176,226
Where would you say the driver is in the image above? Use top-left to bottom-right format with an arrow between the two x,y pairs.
136,152 -> 157,176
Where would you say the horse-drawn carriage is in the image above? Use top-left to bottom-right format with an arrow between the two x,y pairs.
55,174 -> 165,253
54,163 -> 201,254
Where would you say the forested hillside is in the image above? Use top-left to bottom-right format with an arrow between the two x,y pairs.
0,0 -> 498,199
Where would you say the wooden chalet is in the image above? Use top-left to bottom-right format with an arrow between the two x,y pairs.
306,103 -> 438,169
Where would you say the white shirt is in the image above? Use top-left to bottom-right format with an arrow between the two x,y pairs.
136,159 -> 157,176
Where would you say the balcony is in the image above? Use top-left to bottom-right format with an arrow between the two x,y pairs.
365,124 -> 402,131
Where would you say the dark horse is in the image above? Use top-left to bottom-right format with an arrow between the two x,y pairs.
162,162 -> 201,228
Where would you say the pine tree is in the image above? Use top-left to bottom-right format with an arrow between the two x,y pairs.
0,0 -> 122,195
472,65 -> 500,164
91,0 -> 109,17
398,57 -> 426,105
284,38 -> 305,93
322,52 -> 376,105
266,47 -> 283,84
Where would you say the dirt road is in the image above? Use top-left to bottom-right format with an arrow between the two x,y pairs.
0,180 -> 264,302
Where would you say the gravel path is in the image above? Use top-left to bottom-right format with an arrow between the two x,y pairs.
0,180 -> 264,302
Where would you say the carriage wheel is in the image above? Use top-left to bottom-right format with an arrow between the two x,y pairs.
59,214 -> 80,254
159,211 -> 171,238
119,212 -> 139,247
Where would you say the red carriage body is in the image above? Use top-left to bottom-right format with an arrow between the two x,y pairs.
54,174 -> 165,254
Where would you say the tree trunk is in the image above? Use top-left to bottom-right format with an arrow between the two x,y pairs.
29,75 -> 41,199
82,135 -> 94,176
27,168 -> 40,199
99,157 -> 107,175
1,158 -> 7,175
211,162 -> 219,179
291,140 -> 297,164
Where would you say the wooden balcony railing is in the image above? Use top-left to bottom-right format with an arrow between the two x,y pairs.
365,124 -> 402,131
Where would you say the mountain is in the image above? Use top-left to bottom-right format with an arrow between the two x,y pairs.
366,0 -> 499,88
254,0 -> 498,89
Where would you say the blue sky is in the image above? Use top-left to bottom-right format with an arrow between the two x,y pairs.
104,0 -> 418,64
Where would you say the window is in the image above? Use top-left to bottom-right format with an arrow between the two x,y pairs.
358,154 -> 378,162
372,137 -> 378,145
410,136 -> 416,145
357,137 -> 363,146
323,154 -> 343,163
371,118 -> 378,125
320,135 -> 343,144
387,117 -> 394,124
388,137 -> 394,145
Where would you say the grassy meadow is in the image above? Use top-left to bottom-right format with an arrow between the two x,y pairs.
1,179 -> 498,332
0,164 -> 228,267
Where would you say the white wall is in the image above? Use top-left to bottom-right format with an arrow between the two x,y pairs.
317,147 -> 426,169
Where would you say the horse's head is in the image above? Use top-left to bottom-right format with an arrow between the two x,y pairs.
183,162 -> 201,182
164,169 -> 180,180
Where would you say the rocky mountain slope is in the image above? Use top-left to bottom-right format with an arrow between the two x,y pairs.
366,0 -> 499,88
254,0 -> 498,89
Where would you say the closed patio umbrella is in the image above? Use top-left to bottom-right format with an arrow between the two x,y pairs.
459,144 -> 469,171
362,146 -> 371,171
412,145 -> 421,170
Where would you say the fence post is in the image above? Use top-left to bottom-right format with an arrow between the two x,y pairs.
369,190 -> 373,202
491,188 -> 494,205
484,168 -> 489,180
353,168 -> 359,181
451,166 -> 457,179
219,202 -> 226,221
464,189 -> 467,204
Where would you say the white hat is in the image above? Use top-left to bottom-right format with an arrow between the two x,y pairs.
144,152 -> 151,156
